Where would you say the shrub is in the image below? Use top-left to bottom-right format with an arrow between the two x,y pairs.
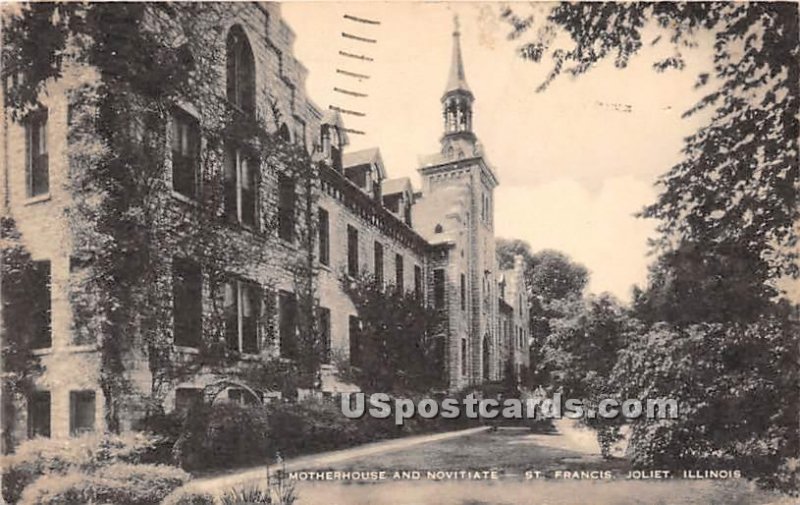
173,402 -> 271,471
1,431 -> 161,504
161,487 -> 217,505
18,463 -> 189,505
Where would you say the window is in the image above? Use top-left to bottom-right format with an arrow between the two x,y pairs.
224,146 -> 258,228
175,388 -> 203,414
25,109 -> 48,197
347,225 -> 359,277
278,123 -> 291,142
228,388 -> 261,405
395,254 -> 404,291
414,265 -> 422,299
278,174 -> 295,242
27,391 -> 50,438
461,338 -> 467,377
224,278 -> 261,354
319,307 -> 331,364
226,26 -> 255,115
318,208 -> 330,265
349,315 -> 361,367
433,269 -> 445,309
69,391 -> 95,436
434,224 -> 443,234
460,273 -> 466,311
173,258 -> 202,348
279,290 -> 298,359
30,260 -> 52,349
373,241 -> 384,285
171,110 -> 200,198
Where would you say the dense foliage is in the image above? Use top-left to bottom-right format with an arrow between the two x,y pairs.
503,2 -> 800,493
1,431 -> 164,504
339,275 -> 447,393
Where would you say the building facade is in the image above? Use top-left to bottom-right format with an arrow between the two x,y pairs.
1,4 -> 529,447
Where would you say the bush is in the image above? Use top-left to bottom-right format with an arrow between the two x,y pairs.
173,402 -> 271,471
1,431 -> 161,504
18,462 -> 189,505
161,487 -> 217,505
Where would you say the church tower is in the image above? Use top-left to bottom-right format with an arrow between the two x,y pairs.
413,16 -> 500,390
440,17 -> 478,160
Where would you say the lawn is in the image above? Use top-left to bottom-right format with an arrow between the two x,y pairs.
287,428 -> 785,505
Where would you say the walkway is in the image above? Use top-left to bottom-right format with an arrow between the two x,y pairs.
186,426 -> 490,493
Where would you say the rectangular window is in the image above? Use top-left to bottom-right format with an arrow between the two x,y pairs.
278,173 -> 295,242
349,315 -> 361,367
319,307 -> 331,364
173,258 -> 202,348
279,290 -> 298,359
25,109 -> 48,197
27,391 -> 50,438
224,146 -> 258,228
347,225 -> 359,277
374,241 -> 384,285
433,269 -> 445,309
171,110 -> 200,199
224,278 -> 261,354
30,260 -> 52,349
460,273 -> 466,311
414,265 -> 422,299
395,254 -> 404,291
69,391 -> 95,436
318,207 -> 329,265
461,338 -> 467,377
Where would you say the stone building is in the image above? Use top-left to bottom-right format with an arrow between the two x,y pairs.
1,4 -> 529,447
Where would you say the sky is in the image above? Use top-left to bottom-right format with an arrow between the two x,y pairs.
282,2 -> 718,302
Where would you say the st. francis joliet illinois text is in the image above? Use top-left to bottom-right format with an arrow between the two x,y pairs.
1,2 -> 798,504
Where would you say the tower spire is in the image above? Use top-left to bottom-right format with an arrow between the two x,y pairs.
444,15 -> 471,98
440,14 -> 476,157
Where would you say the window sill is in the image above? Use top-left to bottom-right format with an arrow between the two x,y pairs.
30,347 -> 53,356
24,193 -> 51,206
174,345 -> 201,354
171,191 -> 200,206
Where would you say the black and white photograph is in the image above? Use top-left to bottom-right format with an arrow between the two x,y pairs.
0,2 -> 798,504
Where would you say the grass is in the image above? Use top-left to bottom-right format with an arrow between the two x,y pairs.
312,428 -> 628,477
291,428 -> 783,504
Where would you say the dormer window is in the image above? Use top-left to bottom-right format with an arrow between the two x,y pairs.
322,125 -> 343,171
226,25 -> 255,116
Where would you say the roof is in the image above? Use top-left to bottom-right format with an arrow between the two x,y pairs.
320,108 -> 349,146
381,177 -> 413,196
342,147 -> 385,180
443,17 -> 472,98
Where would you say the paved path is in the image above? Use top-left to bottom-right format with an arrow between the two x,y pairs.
186,426 -> 490,493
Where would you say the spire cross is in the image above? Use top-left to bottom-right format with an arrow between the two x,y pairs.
453,15 -> 460,35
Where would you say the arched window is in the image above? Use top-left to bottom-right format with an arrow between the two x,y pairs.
278,123 -> 291,142
226,25 -> 255,115
434,224 -> 443,234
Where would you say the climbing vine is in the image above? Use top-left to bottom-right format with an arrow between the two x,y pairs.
3,3 -> 324,434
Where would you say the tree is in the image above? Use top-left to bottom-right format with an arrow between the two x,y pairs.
540,293 -> 636,458
501,4 -> 799,489
502,2 -> 798,289
611,309 -> 799,493
339,275 -> 446,394
633,240 -> 774,325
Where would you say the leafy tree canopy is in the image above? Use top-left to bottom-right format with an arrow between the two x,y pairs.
503,2 -> 799,287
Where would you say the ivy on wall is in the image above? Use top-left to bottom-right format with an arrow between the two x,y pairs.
3,3 -> 326,435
